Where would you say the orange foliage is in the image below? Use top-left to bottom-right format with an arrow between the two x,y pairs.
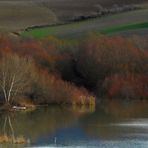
78,35 -> 147,74
104,73 -> 148,99
0,35 -> 96,105
31,69 -> 95,105
0,34 -> 147,101
77,35 -> 147,91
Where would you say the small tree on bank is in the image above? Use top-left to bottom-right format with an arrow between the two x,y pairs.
0,54 -> 34,106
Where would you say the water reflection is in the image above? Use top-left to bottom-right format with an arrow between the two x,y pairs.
0,106 -> 94,147
0,100 -> 148,147
80,100 -> 148,140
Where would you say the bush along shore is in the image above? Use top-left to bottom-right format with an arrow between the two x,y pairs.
0,34 -> 147,111
0,35 -> 96,111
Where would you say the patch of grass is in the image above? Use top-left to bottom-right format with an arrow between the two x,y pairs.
22,27 -> 56,38
101,22 -> 148,34
22,22 -> 85,39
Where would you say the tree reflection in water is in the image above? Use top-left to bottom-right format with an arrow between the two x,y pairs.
0,101 -> 147,147
0,105 -> 94,147
0,114 -> 30,146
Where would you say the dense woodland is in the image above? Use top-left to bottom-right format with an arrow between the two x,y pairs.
0,34 -> 147,108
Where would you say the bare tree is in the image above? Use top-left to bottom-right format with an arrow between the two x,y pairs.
0,54 -> 34,105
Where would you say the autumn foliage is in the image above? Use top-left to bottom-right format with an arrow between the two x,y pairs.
0,35 -> 96,106
76,35 -> 148,99
0,34 -> 147,103
104,74 -> 148,99
30,69 -> 95,105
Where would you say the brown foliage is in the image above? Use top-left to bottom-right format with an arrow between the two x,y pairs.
0,34 -> 147,101
76,35 -> 148,90
0,35 -> 95,105
104,73 -> 148,99
31,69 -> 95,105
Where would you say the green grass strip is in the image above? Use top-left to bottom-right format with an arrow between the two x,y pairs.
101,22 -> 148,34
22,22 -> 148,39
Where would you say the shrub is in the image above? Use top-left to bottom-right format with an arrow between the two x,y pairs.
104,73 -> 148,99
30,69 -> 95,106
0,35 -> 96,106
76,35 -> 148,91
0,34 -> 147,101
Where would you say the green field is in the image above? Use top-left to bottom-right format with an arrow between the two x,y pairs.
22,22 -> 148,39
22,9 -> 148,39
101,22 -> 148,34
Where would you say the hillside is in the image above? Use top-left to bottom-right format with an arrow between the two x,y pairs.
0,1 -> 58,32
0,0 -> 147,32
22,9 -> 148,39
40,0 -> 148,20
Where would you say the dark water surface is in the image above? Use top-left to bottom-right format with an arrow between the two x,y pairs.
0,100 -> 148,148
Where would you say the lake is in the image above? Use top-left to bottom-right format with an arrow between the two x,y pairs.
0,100 -> 148,148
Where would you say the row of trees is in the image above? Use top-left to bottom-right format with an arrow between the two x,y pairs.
76,35 -> 148,99
53,35 -> 148,99
0,36 -> 95,107
0,34 -> 147,106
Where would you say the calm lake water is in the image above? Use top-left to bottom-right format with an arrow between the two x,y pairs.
0,100 -> 148,148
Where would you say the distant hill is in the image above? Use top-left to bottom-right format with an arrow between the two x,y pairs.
0,0 -> 147,32
0,0 -> 58,32
40,0 -> 148,20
